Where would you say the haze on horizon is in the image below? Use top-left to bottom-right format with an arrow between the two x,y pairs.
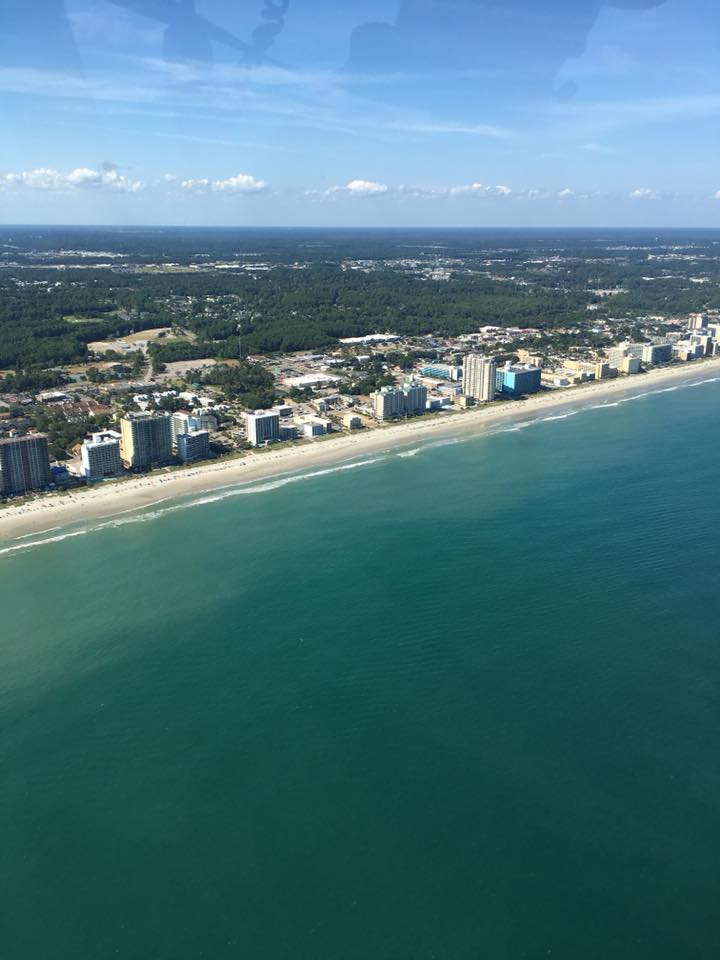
1,0 -> 718,228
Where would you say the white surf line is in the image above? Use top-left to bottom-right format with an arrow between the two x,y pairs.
0,456 -> 389,558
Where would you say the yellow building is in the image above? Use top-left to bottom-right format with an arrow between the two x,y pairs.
120,413 -> 173,468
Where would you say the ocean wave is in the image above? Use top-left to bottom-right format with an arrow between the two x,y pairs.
4,372 -> 719,558
0,456 -> 387,558
541,411 -> 580,422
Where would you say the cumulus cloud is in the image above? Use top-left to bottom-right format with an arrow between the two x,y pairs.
180,172 -> 267,194
446,183 -> 513,199
312,180 -> 513,200
311,179 -> 390,198
0,166 -> 143,192
629,187 -> 660,200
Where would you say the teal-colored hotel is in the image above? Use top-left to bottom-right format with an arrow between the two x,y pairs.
495,363 -> 542,397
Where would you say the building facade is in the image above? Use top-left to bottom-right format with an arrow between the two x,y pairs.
419,363 -> 462,381
495,363 -> 542,397
245,411 -> 280,446
176,431 -> 210,463
0,434 -> 51,495
171,411 -> 218,446
402,380 -> 428,415
463,355 -> 496,402
373,387 -> 406,421
120,413 -> 173,469
641,343 -> 673,365
81,431 -> 123,480
372,382 -> 428,420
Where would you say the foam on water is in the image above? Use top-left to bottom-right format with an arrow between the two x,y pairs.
3,371 -> 719,559
0,456 -> 387,558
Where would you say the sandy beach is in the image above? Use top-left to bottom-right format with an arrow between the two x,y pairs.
2,357 -> 719,543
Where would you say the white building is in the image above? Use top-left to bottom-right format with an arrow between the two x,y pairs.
176,431 -> 210,463
462,354 -> 496,402
81,431 -> 123,480
373,387 -> 406,421
342,414 -> 362,430
402,380 -> 428,415
171,411 -> 218,445
245,411 -> 280,446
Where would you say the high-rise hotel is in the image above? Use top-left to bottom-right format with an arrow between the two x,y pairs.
120,413 -> 173,469
462,355 -> 497,403
0,434 -> 51,495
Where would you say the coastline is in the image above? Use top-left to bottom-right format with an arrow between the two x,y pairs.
2,358 -> 719,543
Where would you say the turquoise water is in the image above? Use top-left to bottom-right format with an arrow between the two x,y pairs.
1,378 -> 719,959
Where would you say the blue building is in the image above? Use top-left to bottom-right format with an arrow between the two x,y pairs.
495,363 -> 542,397
419,363 -> 462,381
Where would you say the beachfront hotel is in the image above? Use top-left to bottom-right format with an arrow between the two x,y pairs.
372,381 -> 429,421
463,355 -> 497,403
245,410 -> 280,447
176,431 -> 211,463
81,431 -> 124,481
171,411 -> 218,447
120,413 -> 173,469
495,362 -> 543,398
0,434 -> 51,496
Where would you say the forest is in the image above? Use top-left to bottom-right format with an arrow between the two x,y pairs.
2,227 -> 720,380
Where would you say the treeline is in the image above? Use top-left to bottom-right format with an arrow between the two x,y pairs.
201,362 -> 275,409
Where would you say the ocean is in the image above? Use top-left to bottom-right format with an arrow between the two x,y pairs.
1,377 -> 719,959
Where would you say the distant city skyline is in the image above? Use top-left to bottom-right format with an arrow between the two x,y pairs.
1,0 -> 718,226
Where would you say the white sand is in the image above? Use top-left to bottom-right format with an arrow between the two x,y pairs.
2,358 -> 719,543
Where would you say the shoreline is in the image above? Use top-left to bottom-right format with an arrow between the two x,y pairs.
2,358 -> 720,543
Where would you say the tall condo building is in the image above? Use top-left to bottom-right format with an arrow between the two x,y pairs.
171,411 -> 218,446
463,355 -> 497,402
372,382 -> 428,420
495,362 -> 542,398
81,431 -> 123,480
245,411 -> 280,447
373,387 -> 406,421
0,434 -> 51,495
402,380 -> 428,415
120,413 -> 173,469
176,431 -> 210,463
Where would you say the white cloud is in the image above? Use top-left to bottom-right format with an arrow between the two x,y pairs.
311,179 -> 390,198
345,179 -> 389,196
712,191 -> 720,201
0,166 -> 143,192
180,172 -> 267,194
313,180 -> 513,200
629,187 -> 660,200
447,183 -> 513,199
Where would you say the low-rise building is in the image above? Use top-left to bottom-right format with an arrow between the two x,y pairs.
342,414 -> 362,430
419,363 -> 462,381
302,417 -> 332,438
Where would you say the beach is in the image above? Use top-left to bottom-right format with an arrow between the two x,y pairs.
2,357 -> 719,542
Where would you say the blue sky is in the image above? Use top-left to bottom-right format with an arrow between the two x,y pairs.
0,0 -> 718,226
